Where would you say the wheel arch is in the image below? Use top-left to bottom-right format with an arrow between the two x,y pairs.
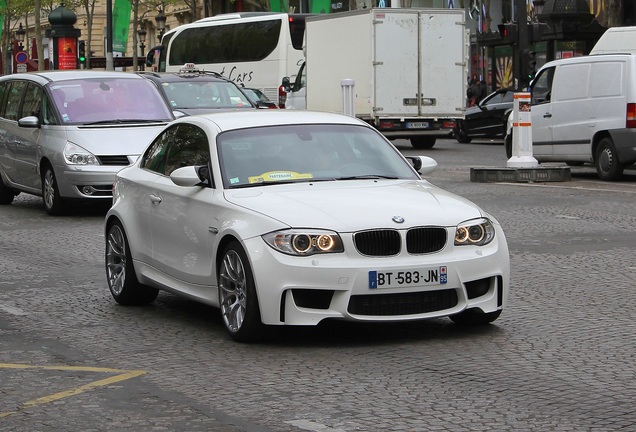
591,130 -> 612,162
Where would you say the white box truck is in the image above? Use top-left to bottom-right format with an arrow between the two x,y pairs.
281,8 -> 469,149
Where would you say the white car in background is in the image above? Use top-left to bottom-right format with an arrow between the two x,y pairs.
105,110 -> 510,342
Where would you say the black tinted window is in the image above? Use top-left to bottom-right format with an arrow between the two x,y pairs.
142,127 -> 175,174
164,125 -> 210,175
170,20 -> 282,65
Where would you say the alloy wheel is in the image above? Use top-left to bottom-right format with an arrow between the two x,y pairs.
219,250 -> 247,333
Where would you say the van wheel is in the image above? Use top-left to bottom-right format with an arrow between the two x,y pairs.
0,176 -> 17,205
595,138 -> 624,181
410,137 -> 436,149
504,132 -> 512,159
42,164 -> 66,215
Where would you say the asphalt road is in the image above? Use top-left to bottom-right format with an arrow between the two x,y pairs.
1,138 -> 635,431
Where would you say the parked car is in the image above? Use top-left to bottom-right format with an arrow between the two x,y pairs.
454,88 -> 514,143
105,110 -> 510,342
241,87 -> 278,109
0,70 -> 174,215
138,64 -> 256,116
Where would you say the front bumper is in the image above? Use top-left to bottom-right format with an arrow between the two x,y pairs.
245,224 -> 510,326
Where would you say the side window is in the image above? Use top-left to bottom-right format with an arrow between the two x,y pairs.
530,66 -> 555,105
42,96 -> 59,125
4,81 -> 27,121
20,83 -> 44,119
0,82 -> 9,117
164,124 -> 210,175
142,127 -> 176,174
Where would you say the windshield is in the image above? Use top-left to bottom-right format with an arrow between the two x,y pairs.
218,124 -> 419,188
160,81 -> 253,109
49,78 -> 173,124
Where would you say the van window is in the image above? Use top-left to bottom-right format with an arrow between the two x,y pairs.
4,81 -> 27,121
531,66 -> 555,105
590,62 -> 623,97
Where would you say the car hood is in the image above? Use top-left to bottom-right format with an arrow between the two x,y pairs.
224,180 -> 484,231
65,123 -> 167,155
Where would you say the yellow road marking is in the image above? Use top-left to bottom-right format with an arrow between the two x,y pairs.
0,363 -> 146,419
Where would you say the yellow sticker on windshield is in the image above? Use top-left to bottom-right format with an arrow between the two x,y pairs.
248,171 -> 314,183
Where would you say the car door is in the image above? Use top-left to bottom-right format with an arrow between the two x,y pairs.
466,90 -> 511,136
13,82 -> 45,191
529,66 -> 555,157
147,123 -> 217,286
0,80 -> 28,186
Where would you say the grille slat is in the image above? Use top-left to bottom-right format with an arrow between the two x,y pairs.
348,289 -> 458,316
97,155 -> 131,166
353,227 -> 447,256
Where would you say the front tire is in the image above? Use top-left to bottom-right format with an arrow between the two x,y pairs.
410,137 -> 436,149
504,132 -> 512,159
450,308 -> 502,325
42,164 -> 65,215
218,241 -> 263,342
105,220 -> 158,306
454,122 -> 472,144
595,137 -> 624,181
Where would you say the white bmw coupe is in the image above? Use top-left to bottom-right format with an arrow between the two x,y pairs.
105,110 -> 510,342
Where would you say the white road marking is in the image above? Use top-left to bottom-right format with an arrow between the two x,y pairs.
0,303 -> 28,316
285,420 -> 347,432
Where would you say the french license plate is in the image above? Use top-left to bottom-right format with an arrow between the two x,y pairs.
406,122 -> 429,129
369,266 -> 447,289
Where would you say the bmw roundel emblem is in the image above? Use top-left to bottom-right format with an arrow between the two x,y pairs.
392,216 -> 405,224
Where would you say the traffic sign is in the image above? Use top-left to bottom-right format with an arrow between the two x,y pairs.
15,51 -> 28,64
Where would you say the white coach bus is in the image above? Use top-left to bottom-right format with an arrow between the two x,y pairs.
151,12 -> 311,104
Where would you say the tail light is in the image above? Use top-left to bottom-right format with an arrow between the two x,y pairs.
278,85 -> 287,109
627,103 -> 636,128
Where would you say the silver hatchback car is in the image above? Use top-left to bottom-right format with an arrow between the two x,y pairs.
0,70 -> 173,215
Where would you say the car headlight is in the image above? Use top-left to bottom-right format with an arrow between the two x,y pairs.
262,229 -> 344,256
454,218 -> 495,246
64,142 -> 98,165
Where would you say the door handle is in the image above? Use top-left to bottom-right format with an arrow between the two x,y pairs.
149,194 -> 162,204
543,113 -> 552,118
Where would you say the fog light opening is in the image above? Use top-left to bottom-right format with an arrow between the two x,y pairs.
81,186 -> 97,195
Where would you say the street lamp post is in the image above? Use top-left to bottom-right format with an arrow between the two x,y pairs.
138,28 -> 147,71
16,23 -> 26,52
155,8 -> 166,42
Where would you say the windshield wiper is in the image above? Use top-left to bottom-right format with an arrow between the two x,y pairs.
229,178 -> 333,189
83,119 -> 166,125
336,175 -> 399,180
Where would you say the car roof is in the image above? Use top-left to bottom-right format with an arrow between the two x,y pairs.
0,70 -> 145,86
176,110 -> 370,132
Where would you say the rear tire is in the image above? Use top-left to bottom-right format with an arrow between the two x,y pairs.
41,164 -> 65,215
450,309 -> 501,325
595,137 -> 624,181
0,175 -> 17,205
410,137 -> 436,149
105,220 -> 158,306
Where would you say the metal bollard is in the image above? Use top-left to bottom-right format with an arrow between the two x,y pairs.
341,79 -> 355,117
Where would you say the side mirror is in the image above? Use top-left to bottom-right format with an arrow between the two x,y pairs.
406,156 -> 437,176
170,165 -> 209,187
18,116 -> 40,128
281,76 -> 291,92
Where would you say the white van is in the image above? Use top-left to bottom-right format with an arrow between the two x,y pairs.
589,26 -> 636,55
505,53 -> 636,180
